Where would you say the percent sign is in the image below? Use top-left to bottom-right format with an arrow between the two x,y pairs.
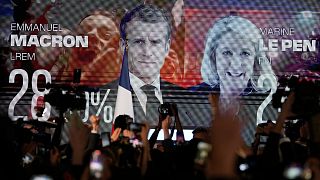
90,89 -> 113,123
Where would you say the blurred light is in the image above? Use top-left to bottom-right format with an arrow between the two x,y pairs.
284,86 -> 291,91
239,163 -> 249,171
281,96 -> 287,103
30,174 -> 53,180
284,165 -> 303,179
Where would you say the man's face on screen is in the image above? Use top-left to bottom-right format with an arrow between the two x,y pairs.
214,32 -> 256,94
126,20 -> 169,83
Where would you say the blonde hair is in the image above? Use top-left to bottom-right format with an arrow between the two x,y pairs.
201,15 -> 275,92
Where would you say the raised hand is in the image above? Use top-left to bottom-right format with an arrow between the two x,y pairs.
111,128 -> 121,142
69,110 -> 89,165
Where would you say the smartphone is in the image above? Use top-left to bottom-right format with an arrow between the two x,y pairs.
283,163 -> 304,179
194,142 -> 212,166
259,135 -> 268,144
101,132 -> 110,147
30,174 -> 53,180
90,150 -> 104,179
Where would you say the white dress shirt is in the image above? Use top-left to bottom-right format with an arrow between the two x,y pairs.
129,72 -> 163,114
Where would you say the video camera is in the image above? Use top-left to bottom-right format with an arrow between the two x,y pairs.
272,74 -> 320,119
43,69 -> 98,112
44,85 -> 86,111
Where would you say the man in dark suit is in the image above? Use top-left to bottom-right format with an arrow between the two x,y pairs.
102,4 -> 211,128
104,4 -> 174,125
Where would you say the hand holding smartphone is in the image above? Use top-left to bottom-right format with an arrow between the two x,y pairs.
90,150 -> 104,179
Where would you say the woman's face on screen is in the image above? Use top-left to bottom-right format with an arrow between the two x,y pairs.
214,32 -> 256,94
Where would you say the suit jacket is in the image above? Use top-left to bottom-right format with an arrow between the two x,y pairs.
96,78 -> 212,131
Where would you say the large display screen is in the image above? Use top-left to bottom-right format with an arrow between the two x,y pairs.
1,0 -> 319,144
